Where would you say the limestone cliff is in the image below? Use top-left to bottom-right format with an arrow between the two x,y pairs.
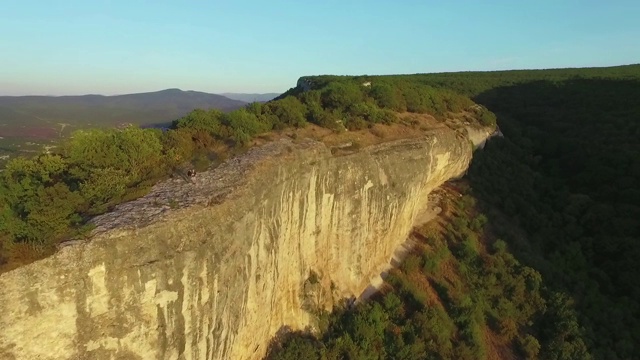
0,127 -> 487,360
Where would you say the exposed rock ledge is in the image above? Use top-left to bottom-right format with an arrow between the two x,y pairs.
0,126 -> 488,360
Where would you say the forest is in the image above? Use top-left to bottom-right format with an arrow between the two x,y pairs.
267,65 -> 640,359
0,76 -> 488,271
466,76 -> 640,359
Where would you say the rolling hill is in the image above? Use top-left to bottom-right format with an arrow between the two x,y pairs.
0,89 -> 247,164
0,88 -> 246,130
220,92 -> 281,102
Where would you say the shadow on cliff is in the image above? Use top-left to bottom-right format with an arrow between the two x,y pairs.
263,326 -> 323,360
465,77 -> 640,358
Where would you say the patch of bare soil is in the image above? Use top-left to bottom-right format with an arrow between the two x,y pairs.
484,326 -> 517,360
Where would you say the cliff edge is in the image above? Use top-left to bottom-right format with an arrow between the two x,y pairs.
0,126 -> 488,360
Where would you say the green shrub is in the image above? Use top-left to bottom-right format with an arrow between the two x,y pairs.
370,83 -> 406,111
470,214 -> 488,231
264,96 -> 308,128
344,116 -> 368,131
173,108 -> 224,134
321,82 -> 364,109
401,254 -> 422,274
518,334 -> 541,359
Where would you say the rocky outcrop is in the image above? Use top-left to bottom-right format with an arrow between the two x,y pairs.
0,127 -> 488,360
466,125 -> 503,149
296,77 -> 314,91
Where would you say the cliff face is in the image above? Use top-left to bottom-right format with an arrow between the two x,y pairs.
0,127 -> 485,360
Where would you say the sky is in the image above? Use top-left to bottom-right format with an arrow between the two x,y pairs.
1,0 -> 639,96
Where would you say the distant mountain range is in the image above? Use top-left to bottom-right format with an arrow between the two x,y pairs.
0,89 -> 283,164
0,89 -> 248,134
220,93 -> 281,102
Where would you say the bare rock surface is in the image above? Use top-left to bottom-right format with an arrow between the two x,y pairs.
0,127 -> 490,360
91,138 -> 310,235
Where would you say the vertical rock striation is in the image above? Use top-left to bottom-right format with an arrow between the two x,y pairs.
0,127 -> 485,360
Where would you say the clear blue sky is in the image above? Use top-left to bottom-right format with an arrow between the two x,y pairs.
1,0 -> 639,95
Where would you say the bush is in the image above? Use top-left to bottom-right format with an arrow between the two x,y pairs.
470,214 -> 488,231
162,129 -> 196,166
478,108 -> 497,126
344,116 -> 368,131
370,83 -> 406,111
321,82 -> 364,109
401,254 -> 422,274
518,334 -> 541,359
268,335 -> 324,360
265,96 -> 308,128
173,108 -> 224,135
192,153 -> 211,172
225,109 -> 270,138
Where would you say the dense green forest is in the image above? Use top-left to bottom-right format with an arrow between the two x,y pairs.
303,64 -> 640,98
268,64 -> 640,359
0,77 -> 487,271
466,77 -> 640,358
